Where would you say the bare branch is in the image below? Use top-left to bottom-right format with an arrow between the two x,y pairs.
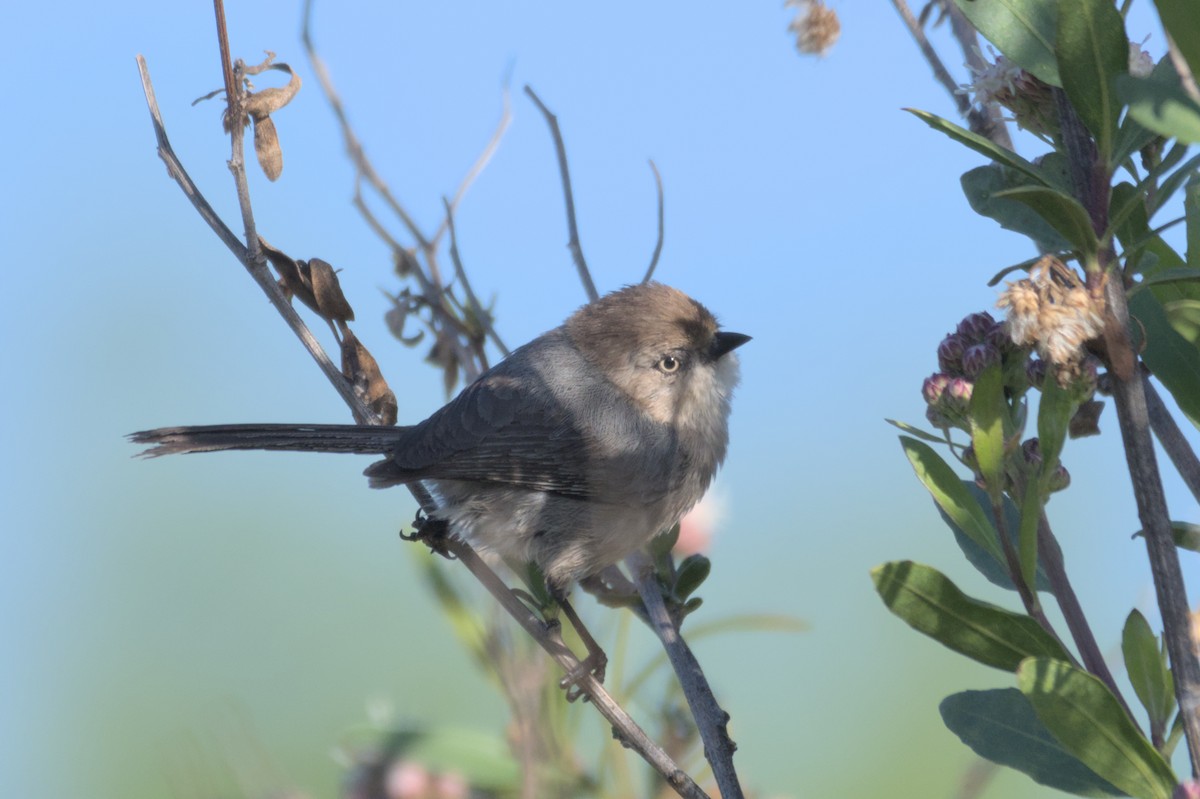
628,553 -> 743,799
890,0 -> 972,118
136,55 -> 371,421
523,85 -> 599,302
443,198 -> 510,357
642,160 -> 665,284
432,84 -> 514,249
1145,376 -> 1200,506
301,0 -> 430,250
213,0 -> 263,264
445,539 -> 709,799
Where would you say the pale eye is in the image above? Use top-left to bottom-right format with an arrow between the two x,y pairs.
657,355 -> 681,374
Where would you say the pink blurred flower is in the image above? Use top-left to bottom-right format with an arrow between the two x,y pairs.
434,771 -> 469,799
675,491 -> 724,556
386,761 -> 431,799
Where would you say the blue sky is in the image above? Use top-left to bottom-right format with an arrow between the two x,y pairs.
3,2 -> 1196,797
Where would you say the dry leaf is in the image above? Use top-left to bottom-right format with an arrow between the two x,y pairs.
341,328 -> 398,426
307,257 -> 355,325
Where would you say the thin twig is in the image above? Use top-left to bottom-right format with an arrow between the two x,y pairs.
446,539 -> 709,799
1145,376 -> 1200,505
213,0 -> 262,265
301,0 -> 430,250
444,197 -> 510,357
944,4 -> 1014,150
628,553 -> 742,799
642,160 -> 665,284
523,86 -> 599,302
1105,277 -> 1200,776
432,83 -> 514,249
1038,513 -> 1135,719
136,56 -> 370,421
890,0 -> 972,119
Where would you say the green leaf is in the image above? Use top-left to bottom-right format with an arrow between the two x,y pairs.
1119,72 -> 1200,145
1016,480 -> 1043,599
1122,609 -> 1175,732
1055,0 -> 1129,164
970,363 -> 1008,501
1037,369 -> 1075,478
872,561 -> 1072,670
1166,298 -> 1200,344
674,554 -> 711,601
941,689 -> 1124,796
907,109 -> 1055,188
885,417 -> 954,444
1152,0 -> 1200,84
1130,267 -> 1200,291
1187,178 -> 1200,267
900,436 -> 1002,560
993,185 -> 1098,256
1169,521 -> 1200,552
1130,289 -> 1200,428
1018,657 -> 1177,799
962,165 -> 1073,250
953,0 -> 1061,85
940,482 -> 1053,592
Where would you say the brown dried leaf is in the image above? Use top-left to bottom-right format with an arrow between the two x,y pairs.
243,63 -> 301,120
306,258 -> 355,324
341,328 -> 398,426
1068,399 -> 1105,438
259,237 -> 319,311
426,329 -> 462,397
252,115 -> 283,181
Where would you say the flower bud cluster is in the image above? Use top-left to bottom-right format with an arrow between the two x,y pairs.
924,311 -> 1027,431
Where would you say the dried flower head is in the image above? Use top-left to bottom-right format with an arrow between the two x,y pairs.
787,0 -> 840,56
1129,37 -> 1155,78
961,47 -> 1057,135
996,257 -> 1105,386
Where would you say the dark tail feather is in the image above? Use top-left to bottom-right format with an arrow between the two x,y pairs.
129,423 -> 405,458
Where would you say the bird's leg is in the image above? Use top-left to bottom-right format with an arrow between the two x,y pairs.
549,587 -> 608,702
400,510 -> 456,560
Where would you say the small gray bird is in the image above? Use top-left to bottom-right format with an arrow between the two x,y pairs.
132,282 -> 747,681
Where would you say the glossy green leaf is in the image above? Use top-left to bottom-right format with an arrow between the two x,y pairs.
1122,609 -> 1175,732
970,363 -> 1008,501
901,436 -> 1002,560
940,481 -> 1053,592
1055,0 -> 1128,164
941,689 -> 1123,796
993,185 -> 1098,256
1018,657 -> 1177,799
674,554 -> 711,600
962,165 -> 1073,250
952,0 -> 1061,85
1016,479 -> 1043,600
907,109 -> 1054,188
1119,73 -> 1200,145
872,561 -> 1071,670
1037,370 -> 1075,479
1152,0 -> 1200,84
1130,289 -> 1200,428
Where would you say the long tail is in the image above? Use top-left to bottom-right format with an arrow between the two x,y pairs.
129,423 -> 405,458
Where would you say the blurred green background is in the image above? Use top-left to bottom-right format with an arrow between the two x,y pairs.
4,1 -> 1198,797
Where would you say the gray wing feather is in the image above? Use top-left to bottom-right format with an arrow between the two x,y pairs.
364,350 -> 594,496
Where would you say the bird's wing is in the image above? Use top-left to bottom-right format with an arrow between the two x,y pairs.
363,367 -> 595,497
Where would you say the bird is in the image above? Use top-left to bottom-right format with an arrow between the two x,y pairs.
131,282 -> 748,689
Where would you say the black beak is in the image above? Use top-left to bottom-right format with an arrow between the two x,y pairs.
711,331 -> 751,359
